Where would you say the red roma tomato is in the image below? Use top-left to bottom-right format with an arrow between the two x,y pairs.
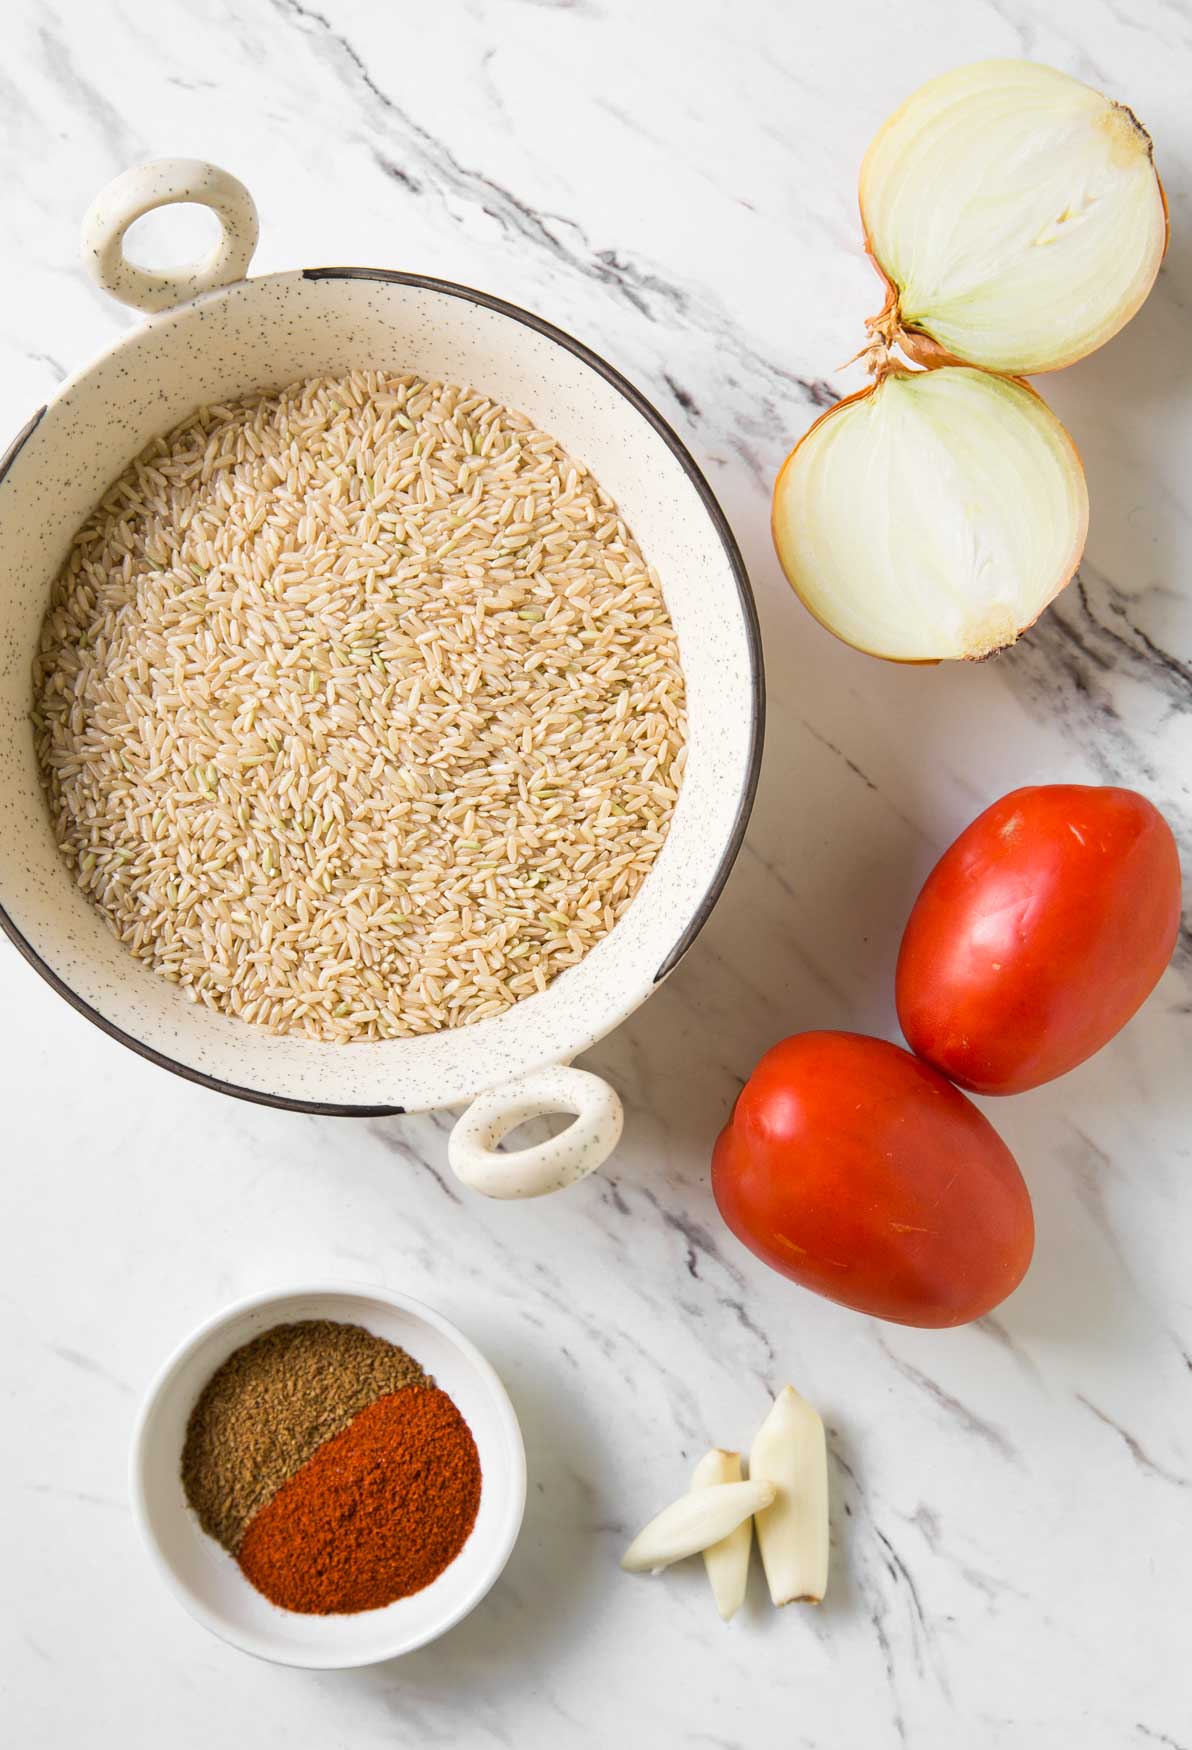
712,1031 -> 1033,1328
896,785 -> 1181,1095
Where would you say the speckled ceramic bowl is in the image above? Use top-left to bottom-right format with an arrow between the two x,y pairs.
0,160 -> 762,1194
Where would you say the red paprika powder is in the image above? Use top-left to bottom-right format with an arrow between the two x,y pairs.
236,1385 -> 482,1614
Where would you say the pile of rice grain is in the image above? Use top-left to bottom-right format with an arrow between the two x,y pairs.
33,372 -> 686,1042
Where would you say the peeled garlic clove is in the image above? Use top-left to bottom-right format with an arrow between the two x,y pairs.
692,1449 -> 752,1622
772,364 -> 1087,662
621,1477 -> 775,1575
860,60 -> 1167,375
750,1385 -> 829,1606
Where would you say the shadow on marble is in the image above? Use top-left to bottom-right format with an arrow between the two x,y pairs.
979,1095 -> 1174,1355
819,1417 -> 862,1628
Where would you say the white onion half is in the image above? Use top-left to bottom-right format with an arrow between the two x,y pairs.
860,60 -> 1167,375
772,366 -> 1088,662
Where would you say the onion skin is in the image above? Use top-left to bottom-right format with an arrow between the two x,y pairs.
863,261 -> 971,373
771,367 -> 1088,663
896,786 -> 1182,1094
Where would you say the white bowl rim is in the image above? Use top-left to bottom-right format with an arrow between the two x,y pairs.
128,1280 -> 528,1668
0,265 -> 764,1117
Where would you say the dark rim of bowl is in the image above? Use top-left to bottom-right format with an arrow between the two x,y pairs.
0,267 -> 765,1117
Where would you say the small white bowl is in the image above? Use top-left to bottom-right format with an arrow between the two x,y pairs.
130,1283 -> 527,1668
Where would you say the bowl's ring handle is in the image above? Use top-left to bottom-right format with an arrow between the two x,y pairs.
448,1066 -> 623,1199
81,159 -> 260,315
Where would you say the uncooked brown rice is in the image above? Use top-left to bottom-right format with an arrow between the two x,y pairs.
33,372 -> 686,1042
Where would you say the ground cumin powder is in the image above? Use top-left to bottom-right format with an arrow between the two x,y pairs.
181,1320 -> 428,1552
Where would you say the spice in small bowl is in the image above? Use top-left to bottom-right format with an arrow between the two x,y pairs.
181,1319 -> 482,1614
131,1285 -> 526,1667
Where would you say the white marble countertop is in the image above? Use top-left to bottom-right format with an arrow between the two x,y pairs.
3,1 -> 1189,1745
